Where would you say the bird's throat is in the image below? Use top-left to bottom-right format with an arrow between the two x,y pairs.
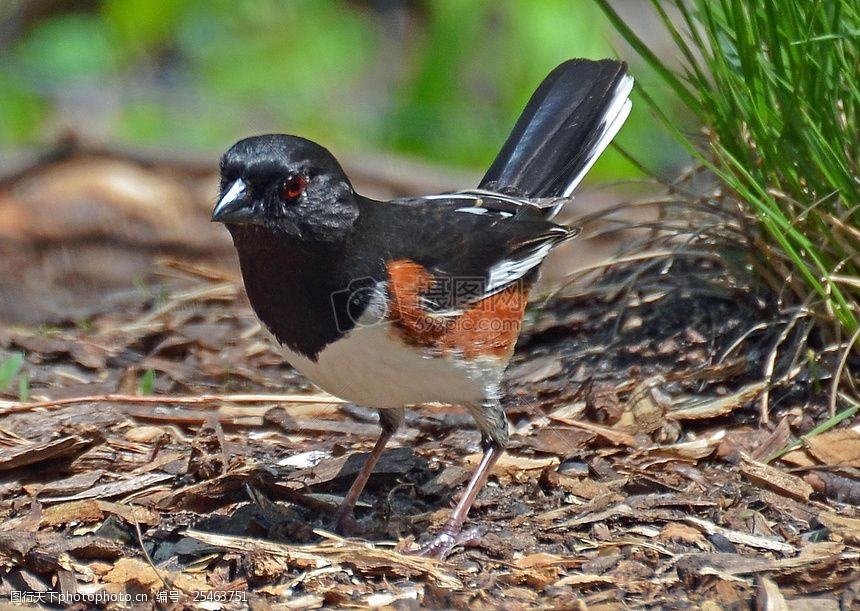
229,226 -> 359,359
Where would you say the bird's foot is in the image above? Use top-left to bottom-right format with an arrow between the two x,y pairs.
401,525 -> 484,560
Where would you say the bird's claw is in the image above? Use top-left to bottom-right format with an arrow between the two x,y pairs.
402,525 -> 485,560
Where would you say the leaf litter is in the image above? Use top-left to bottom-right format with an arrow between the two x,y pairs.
0,147 -> 857,608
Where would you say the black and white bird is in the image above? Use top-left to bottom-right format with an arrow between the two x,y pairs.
212,58 -> 633,557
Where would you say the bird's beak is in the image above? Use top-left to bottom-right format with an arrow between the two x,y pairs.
212,178 -> 252,223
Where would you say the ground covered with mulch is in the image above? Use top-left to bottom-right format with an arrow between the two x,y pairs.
0,148 -> 858,609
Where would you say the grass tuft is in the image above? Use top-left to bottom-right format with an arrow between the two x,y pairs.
598,0 -> 859,338
597,0 -> 859,406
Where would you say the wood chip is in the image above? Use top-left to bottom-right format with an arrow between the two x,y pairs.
779,448 -> 817,467
668,381 -> 767,420
182,529 -> 462,588
124,425 -> 170,443
676,547 -> 854,578
266,408 -> 381,437
37,500 -> 159,528
42,472 -> 174,503
756,576 -> 789,611
0,436 -> 94,471
657,523 -> 707,546
102,557 -> 202,596
284,446 -> 420,492
544,472 -> 613,500
549,503 -> 635,531
739,454 -> 814,502
817,512 -> 860,544
502,552 -> 575,588
750,418 -> 791,462
548,416 -> 638,447
778,596 -> 840,611
683,516 -> 795,553
613,377 -> 669,435
23,469 -> 104,497
640,433 -> 722,460
514,356 -> 563,383
463,452 -> 559,476
553,573 -> 618,587
516,426 -> 595,455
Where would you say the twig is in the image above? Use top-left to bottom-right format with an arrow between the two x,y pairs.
545,248 -> 718,303
0,392 -> 345,415
115,282 -> 237,333
129,501 -> 178,594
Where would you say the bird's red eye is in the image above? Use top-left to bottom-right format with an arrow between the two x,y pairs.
280,175 -> 307,201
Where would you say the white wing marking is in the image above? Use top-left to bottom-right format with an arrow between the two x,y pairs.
417,193 -> 482,202
485,241 -> 555,295
455,207 -> 513,218
562,73 -> 634,197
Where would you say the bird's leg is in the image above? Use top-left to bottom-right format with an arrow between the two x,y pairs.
335,407 -> 404,534
412,399 -> 508,559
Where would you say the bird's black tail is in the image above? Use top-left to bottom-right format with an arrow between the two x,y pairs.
480,59 -> 632,204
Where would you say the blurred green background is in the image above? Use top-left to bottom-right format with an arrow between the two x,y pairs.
0,0 -> 686,180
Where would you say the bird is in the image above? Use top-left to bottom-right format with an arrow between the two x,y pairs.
212,58 -> 633,557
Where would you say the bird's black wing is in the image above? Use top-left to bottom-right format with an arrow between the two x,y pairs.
352,193 -> 575,312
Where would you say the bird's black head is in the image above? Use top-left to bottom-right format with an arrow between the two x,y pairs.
212,134 -> 359,241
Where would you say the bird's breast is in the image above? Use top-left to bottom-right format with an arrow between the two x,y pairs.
270,321 -> 507,409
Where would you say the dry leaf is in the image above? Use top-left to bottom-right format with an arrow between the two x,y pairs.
804,429 -> 860,467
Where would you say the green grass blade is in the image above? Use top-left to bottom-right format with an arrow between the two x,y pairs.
139,369 -> 155,396
0,353 -> 24,390
594,0 -> 702,116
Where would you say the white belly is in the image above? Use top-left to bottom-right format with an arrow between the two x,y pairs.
272,322 -> 504,409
